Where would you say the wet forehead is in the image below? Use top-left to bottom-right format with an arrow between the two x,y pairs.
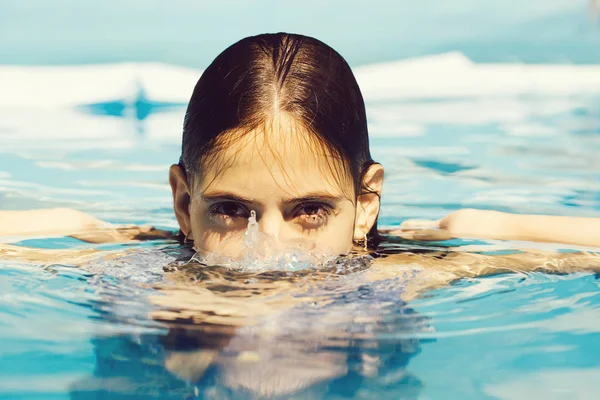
197,122 -> 354,201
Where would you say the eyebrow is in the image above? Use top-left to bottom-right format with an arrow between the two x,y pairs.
201,193 -> 256,205
201,191 -> 348,206
281,194 -> 346,206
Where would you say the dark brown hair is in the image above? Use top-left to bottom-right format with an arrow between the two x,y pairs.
179,32 -> 380,246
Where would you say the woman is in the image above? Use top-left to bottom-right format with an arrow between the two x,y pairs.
1,33 -> 599,303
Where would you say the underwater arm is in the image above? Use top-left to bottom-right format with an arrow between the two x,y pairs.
444,249 -> 600,277
0,208 -> 174,243
0,242 -> 101,264
370,249 -> 600,301
393,209 -> 600,248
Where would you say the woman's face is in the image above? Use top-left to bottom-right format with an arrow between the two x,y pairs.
170,118 -> 383,257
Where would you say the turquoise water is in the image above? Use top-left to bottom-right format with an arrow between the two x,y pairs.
1,56 -> 600,399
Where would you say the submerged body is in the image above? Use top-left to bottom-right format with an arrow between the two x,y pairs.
6,236 -> 592,398
1,207 -> 600,396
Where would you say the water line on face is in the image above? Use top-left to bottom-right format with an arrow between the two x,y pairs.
188,209 -> 365,272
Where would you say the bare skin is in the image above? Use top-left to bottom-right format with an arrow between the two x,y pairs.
391,208 -> 600,248
0,208 -> 173,264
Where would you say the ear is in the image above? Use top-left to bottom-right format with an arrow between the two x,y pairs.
354,163 -> 384,241
169,164 -> 193,239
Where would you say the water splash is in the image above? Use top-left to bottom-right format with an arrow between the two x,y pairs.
245,210 -> 259,244
191,210 -> 339,272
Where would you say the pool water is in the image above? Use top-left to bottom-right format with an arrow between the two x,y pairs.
1,55 -> 600,399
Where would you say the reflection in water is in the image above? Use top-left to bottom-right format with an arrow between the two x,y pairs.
78,81 -> 186,138
69,248 -> 432,399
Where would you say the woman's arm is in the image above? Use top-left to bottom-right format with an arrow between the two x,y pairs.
0,208 -> 174,263
371,249 -> 600,301
0,208 -> 174,243
0,243 -> 101,264
392,209 -> 600,248
0,208 -> 104,237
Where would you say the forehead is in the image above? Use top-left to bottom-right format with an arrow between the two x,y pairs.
197,117 -> 354,199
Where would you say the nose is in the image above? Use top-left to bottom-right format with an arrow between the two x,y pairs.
257,209 -> 283,240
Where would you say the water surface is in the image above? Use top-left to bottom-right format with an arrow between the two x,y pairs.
1,58 -> 600,399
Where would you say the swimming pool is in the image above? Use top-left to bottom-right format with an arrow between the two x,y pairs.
1,54 -> 600,399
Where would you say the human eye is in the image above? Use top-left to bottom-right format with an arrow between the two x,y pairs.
293,202 -> 333,229
208,202 -> 249,227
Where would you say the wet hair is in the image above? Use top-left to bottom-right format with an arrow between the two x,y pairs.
178,32 -> 380,247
